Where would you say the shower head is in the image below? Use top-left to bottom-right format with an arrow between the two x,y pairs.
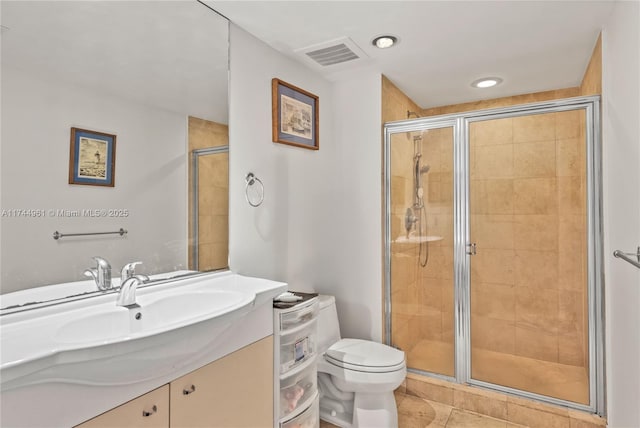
420,165 -> 431,174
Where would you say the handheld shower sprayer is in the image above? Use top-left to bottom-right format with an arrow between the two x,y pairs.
407,131 -> 432,267
413,155 -> 431,209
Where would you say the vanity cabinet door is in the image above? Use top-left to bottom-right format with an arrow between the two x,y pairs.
75,385 -> 169,428
170,336 -> 273,428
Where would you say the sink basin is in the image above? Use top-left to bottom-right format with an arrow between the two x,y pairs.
0,270 -> 288,428
55,290 -> 253,345
0,271 -> 288,390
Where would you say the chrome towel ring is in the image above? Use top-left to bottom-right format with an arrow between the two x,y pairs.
245,172 -> 264,207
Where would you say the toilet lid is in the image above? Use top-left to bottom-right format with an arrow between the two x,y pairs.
325,338 -> 405,373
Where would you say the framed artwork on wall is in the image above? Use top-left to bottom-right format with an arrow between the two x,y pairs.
68,127 -> 116,187
271,78 -> 319,150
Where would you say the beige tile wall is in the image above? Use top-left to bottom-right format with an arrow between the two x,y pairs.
384,76 -> 457,376
387,106 -> 589,379
384,74 -> 420,353
422,88 -> 581,117
580,34 -> 602,96
383,31 -> 600,385
188,116 -> 229,271
387,108 -> 589,377
469,111 -> 588,370
382,76 -> 422,123
389,127 -> 456,376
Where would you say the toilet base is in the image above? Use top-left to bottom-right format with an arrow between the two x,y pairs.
318,376 -> 354,428
352,391 -> 399,428
319,390 -> 399,428
319,407 -> 353,428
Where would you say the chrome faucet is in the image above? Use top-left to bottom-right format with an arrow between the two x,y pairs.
84,257 -> 112,291
116,275 -> 147,308
121,261 -> 149,283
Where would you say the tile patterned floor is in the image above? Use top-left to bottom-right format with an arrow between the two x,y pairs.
319,392 -> 528,428
319,387 -> 607,428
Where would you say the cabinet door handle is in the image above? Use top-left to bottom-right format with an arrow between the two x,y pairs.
142,405 -> 157,417
183,384 -> 196,395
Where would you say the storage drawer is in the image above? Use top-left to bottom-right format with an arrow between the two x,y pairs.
280,319 -> 317,373
280,393 -> 319,428
279,361 -> 317,419
280,300 -> 318,331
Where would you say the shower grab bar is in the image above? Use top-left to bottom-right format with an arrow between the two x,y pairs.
53,228 -> 127,240
613,247 -> 640,269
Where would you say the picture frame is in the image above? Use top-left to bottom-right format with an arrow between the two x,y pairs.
272,78 -> 319,150
68,127 -> 116,187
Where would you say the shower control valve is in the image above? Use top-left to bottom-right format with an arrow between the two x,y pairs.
404,207 -> 418,232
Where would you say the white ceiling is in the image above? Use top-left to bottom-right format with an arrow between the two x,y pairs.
1,1 -> 229,124
211,0 -> 615,109
1,1 -> 615,118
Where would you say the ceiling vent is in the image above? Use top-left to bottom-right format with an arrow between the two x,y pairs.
295,37 -> 368,69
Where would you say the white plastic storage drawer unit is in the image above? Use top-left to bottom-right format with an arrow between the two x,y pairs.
279,358 -> 317,419
280,395 -> 319,428
274,293 -> 320,428
279,319 -> 317,374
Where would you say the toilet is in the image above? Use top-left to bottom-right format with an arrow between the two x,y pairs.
316,295 -> 406,428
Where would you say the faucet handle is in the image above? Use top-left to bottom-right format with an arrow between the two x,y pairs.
116,275 -> 145,308
83,268 -> 97,280
86,257 -> 112,291
121,261 -> 143,282
92,256 -> 111,269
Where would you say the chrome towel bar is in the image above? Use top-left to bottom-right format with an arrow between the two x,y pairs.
613,246 -> 640,269
53,228 -> 127,240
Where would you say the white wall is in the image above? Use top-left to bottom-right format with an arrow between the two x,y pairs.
228,24 -> 384,341
227,23 -> 333,283
1,68 -> 188,292
602,1 -> 640,426
318,75 -> 383,341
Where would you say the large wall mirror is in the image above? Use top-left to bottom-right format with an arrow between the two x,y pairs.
0,1 -> 229,301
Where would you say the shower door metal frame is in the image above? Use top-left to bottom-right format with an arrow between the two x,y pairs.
383,96 -> 604,415
191,145 -> 229,271
383,118 -> 460,384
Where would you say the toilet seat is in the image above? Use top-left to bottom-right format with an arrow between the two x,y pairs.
324,338 -> 405,373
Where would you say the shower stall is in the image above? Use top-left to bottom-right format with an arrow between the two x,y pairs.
383,96 -> 604,414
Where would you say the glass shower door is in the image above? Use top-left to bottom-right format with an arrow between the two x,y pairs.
467,109 -> 590,405
190,147 -> 229,271
388,125 -> 455,377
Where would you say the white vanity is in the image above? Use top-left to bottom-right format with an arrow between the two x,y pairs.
0,270 -> 287,428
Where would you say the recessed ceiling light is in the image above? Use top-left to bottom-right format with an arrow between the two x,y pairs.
372,35 -> 398,49
471,77 -> 503,88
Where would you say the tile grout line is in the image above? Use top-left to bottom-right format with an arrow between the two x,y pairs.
442,405 -> 454,428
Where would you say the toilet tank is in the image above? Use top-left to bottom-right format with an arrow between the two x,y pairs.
317,295 -> 341,354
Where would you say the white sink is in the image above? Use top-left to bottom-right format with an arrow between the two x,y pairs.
0,271 -> 287,391
55,290 -> 253,345
0,270 -> 288,427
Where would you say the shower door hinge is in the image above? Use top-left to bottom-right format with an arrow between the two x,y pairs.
466,243 -> 477,255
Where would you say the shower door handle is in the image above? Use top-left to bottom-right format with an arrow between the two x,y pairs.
466,243 -> 477,255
